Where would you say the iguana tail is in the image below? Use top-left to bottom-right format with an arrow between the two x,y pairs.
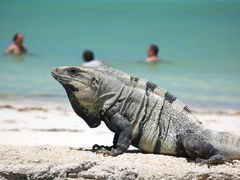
208,130 -> 240,160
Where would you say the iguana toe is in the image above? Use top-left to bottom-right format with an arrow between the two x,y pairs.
92,144 -> 113,152
103,148 -> 124,157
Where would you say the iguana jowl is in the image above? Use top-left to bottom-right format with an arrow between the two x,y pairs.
52,65 -> 240,165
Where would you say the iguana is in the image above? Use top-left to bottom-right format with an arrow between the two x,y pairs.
51,65 -> 240,165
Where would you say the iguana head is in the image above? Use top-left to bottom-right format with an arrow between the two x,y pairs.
52,65 -> 134,128
52,66 -> 105,128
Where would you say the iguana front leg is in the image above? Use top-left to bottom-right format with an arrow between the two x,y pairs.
93,113 -> 132,156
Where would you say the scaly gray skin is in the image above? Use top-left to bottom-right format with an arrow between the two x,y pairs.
51,65 -> 240,166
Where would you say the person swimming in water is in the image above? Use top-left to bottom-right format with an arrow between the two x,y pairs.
146,44 -> 160,63
5,33 -> 28,55
82,50 -> 104,68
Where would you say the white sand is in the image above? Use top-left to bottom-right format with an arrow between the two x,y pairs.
0,97 -> 113,148
0,97 -> 239,147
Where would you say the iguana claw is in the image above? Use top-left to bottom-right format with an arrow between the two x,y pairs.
92,144 -> 113,152
195,156 -> 225,168
92,144 -> 124,157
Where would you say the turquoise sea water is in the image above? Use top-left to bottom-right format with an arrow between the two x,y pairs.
0,0 -> 240,109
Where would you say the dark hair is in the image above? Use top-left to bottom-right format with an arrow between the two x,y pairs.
13,33 -> 20,42
83,50 -> 94,62
149,44 -> 159,55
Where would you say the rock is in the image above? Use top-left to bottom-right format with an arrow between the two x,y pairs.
0,145 -> 239,179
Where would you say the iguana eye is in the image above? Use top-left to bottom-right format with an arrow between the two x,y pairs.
69,68 -> 79,75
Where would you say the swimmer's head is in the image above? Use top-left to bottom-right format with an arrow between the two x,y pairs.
13,33 -> 24,45
83,50 -> 94,62
147,44 -> 159,57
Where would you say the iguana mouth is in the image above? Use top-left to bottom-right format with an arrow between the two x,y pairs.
51,68 -> 85,85
52,71 -> 71,83
51,68 -> 89,92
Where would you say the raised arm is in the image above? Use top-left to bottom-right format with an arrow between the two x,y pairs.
93,112 -> 132,156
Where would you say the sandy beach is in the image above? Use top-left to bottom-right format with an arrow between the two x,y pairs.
1,95 -> 240,147
0,96 -> 240,179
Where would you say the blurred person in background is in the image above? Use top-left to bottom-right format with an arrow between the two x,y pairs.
82,50 -> 104,68
5,33 -> 28,55
146,44 -> 160,63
